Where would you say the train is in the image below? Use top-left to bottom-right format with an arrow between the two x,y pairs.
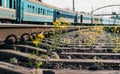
0,0 -> 120,25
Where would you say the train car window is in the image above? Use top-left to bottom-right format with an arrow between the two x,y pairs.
38,8 -> 40,14
48,11 -> 50,15
28,5 -> 29,12
43,9 -> 45,15
57,12 -> 59,15
39,8 -> 41,13
68,15 -> 70,18
94,18 -> 99,21
13,0 -> 16,9
65,14 -> 67,18
49,11 -> 51,15
36,8 -> 37,13
47,10 -> 49,15
45,10 -> 47,15
51,11 -> 53,16
41,9 -> 43,14
69,15 -> 71,18
66,15 -> 67,18
50,11 -> 51,15
10,0 -> 12,8
68,15 -> 69,18
64,15 -> 66,18
29,5 -> 31,13
47,10 -> 48,15
62,14 -> 63,17
51,11 -> 53,15
69,15 -> 70,18
49,11 -> 50,15
0,0 -> 2,6
32,6 -> 35,13
46,10 -> 48,15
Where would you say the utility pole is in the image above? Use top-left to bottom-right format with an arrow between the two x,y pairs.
73,0 -> 75,11
91,6 -> 94,25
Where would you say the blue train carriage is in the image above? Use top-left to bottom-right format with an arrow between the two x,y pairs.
17,0 -> 54,24
54,8 -> 76,23
93,16 -> 102,25
109,19 -> 114,25
81,13 -> 92,25
101,18 -> 110,25
0,0 -> 16,23
109,19 -> 120,25
115,20 -> 120,25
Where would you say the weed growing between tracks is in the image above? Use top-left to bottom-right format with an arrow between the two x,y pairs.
30,32 -> 45,74
51,18 -> 71,51
78,26 -> 120,50
29,26 -> 120,70
28,17 -> 71,73
9,23 -> 120,71
104,26 -> 120,53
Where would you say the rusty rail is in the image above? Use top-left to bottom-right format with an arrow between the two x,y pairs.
0,24 -> 78,44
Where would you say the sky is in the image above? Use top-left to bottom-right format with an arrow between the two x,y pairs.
43,0 -> 120,14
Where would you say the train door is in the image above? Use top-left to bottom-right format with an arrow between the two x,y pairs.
21,2 -> 24,21
80,15 -> 83,23
53,10 -> 56,22
74,14 -> 77,23
13,0 -> 16,9
16,0 -> 23,23
56,11 -> 60,18
9,0 -> 12,8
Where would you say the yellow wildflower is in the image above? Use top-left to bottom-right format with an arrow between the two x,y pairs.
33,40 -> 39,46
60,25 -> 66,29
38,33 -> 45,39
51,28 -> 55,31
30,36 -> 33,40
53,19 -> 61,27
37,61 -> 43,68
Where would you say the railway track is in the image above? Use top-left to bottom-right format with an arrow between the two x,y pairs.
0,24 -> 78,44
0,24 -> 120,74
